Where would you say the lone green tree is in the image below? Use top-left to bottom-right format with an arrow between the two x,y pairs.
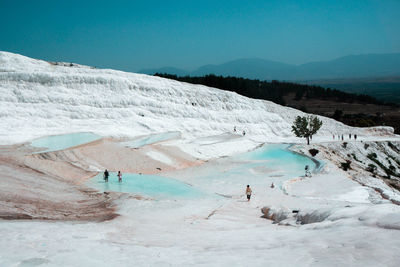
291,115 -> 323,145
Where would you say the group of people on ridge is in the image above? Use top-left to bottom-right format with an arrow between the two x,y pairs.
333,133 -> 357,140
103,169 -> 122,183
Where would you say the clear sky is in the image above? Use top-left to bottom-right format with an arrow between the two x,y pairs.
1,0 -> 399,72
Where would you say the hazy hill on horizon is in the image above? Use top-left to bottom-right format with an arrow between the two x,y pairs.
139,53 -> 400,81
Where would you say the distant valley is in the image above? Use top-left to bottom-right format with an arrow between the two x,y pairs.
304,76 -> 400,104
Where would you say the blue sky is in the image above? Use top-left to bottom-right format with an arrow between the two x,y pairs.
1,0 -> 399,71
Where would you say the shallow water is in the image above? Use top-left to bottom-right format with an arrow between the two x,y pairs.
86,144 -> 320,198
173,144 -> 321,195
237,144 -> 317,177
87,172 -> 204,199
31,132 -> 101,153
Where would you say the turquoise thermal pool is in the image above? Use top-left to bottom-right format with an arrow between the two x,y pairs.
179,144 -> 321,193
237,144 -> 318,176
86,144 -> 321,198
31,132 -> 101,153
87,172 -> 204,199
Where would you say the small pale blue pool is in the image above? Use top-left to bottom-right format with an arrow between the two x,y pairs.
31,132 -> 101,153
237,144 -> 318,176
87,172 -> 204,199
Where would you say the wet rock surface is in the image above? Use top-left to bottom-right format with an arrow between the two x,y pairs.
0,145 -> 119,221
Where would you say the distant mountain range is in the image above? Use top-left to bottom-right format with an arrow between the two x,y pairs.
138,53 -> 400,81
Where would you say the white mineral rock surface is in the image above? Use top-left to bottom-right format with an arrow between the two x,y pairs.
1,52 -> 400,266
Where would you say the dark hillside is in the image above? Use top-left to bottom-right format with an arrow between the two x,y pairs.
304,76 -> 400,104
155,74 -> 400,134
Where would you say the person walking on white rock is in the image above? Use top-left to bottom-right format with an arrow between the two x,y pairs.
305,165 -> 311,177
246,185 -> 252,201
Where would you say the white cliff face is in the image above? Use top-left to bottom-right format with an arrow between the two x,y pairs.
0,51 -> 390,147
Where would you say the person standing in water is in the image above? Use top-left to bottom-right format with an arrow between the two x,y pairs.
246,185 -> 252,201
104,169 -> 109,182
118,171 -> 122,182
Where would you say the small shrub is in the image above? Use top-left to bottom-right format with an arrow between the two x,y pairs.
340,160 -> 351,171
309,148 -> 319,157
364,143 -> 370,150
388,142 -> 400,153
351,153 -> 361,162
367,164 -> 377,173
299,106 -> 308,112
367,152 -> 399,178
342,142 -> 348,149
388,154 -> 400,166
333,109 -> 343,120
